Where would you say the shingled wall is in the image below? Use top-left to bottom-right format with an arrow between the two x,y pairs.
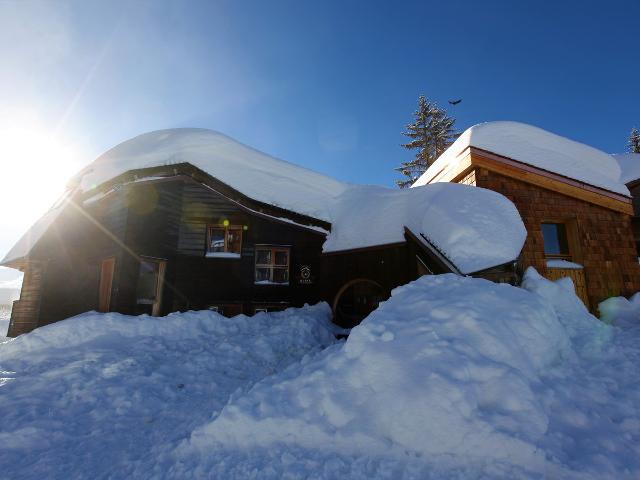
469,167 -> 640,312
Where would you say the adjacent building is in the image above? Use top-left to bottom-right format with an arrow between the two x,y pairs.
413,122 -> 640,311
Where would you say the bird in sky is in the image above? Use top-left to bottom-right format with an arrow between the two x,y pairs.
448,99 -> 462,105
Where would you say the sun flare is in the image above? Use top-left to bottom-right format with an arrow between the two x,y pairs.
0,125 -> 83,227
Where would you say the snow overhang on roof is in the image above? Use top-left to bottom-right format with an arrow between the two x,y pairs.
2,128 -> 527,274
612,153 -> 640,186
412,121 -> 631,197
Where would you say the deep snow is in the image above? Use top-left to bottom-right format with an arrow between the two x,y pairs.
1,272 -> 639,479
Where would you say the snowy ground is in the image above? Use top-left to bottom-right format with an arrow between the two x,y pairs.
0,305 -> 10,339
1,272 -> 639,479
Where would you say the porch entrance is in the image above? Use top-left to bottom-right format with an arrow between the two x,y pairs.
135,258 -> 166,316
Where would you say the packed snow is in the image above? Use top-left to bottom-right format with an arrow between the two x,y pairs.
412,121 -> 630,196
613,152 -> 640,185
2,271 -> 638,478
3,128 -> 527,274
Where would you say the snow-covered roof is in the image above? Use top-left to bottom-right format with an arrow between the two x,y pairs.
2,128 -> 527,273
412,121 -> 630,196
324,183 -> 526,274
612,153 -> 640,185
73,129 -> 348,222
1,204 -> 65,266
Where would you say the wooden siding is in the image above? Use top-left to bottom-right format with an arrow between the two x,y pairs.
471,167 -> 640,310
7,261 -> 46,337
172,180 -> 326,313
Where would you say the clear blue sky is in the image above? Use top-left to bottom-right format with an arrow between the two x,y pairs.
0,0 -> 638,280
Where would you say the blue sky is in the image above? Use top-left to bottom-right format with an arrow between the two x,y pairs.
0,0 -> 638,281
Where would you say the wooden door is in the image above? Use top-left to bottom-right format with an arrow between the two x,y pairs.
135,258 -> 166,316
98,257 -> 115,313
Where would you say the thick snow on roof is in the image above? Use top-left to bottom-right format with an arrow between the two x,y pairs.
73,129 -> 349,222
3,128 -> 526,272
612,153 -> 640,184
326,182 -> 526,274
413,121 -> 630,196
1,205 -> 64,265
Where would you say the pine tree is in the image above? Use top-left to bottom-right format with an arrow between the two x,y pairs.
628,127 -> 640,154
394,95 -> 458,188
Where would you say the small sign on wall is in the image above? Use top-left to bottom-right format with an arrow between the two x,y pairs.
297,265 -> 314,285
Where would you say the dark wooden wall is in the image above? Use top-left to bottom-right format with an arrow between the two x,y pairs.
18,175 -> 459,333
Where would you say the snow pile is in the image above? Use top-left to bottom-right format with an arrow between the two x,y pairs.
181,272 -> 640,478
185,275 -> 568,468
325,182 -> 526,273
413,121 -> 630,196
599,292 -> 640,328
613,152 -> 640,185
0,304 -> 336,479
2,274 -> 640,478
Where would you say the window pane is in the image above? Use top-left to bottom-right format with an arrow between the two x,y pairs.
256,249 -> 271,265
209,229 -> 225,253
274,250 -> 289,266
272,268 -> 289,284
227,229 -> 242,254
255,267 -> 271,282
541,223 -> 569,255
137,261 -> 159,302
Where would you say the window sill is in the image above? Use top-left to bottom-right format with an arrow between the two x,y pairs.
254,281 -> 289,286
546,259 -> 583,270
205,252 -> 241,259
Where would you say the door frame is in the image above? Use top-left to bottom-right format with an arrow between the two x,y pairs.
98,257 -> 116,313
136,257 -> 167,317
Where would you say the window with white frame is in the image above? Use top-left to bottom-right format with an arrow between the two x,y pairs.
206,225 -> 242,257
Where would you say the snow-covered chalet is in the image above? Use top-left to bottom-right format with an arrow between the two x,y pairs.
2,128 -> 526,336
3,122 -> 638,337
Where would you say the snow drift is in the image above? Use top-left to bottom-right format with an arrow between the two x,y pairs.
0,304 -> 337,479
1,273 -> 640,478
183,271 -> 640,478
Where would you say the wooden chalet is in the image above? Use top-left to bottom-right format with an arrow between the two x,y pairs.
414,122 -> 640,311
2,129 -> 524,337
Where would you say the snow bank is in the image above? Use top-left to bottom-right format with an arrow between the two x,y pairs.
325,182 -> 526,273
185,274 -> 570,468
413,121 -> 630,196
599,292 -> 640,327
613,152 -> 640,185
0,304 -> 336,478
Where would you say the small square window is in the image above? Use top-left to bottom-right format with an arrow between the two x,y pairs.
541,223 -> 570,259
207,226 -> 243,257
255,246 -> 290,285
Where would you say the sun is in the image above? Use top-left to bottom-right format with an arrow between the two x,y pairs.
0,125 -> 83,228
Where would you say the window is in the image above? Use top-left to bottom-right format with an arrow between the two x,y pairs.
255,246 -> 290,285
541,223 -> 570,259
207,225 -> 242,257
